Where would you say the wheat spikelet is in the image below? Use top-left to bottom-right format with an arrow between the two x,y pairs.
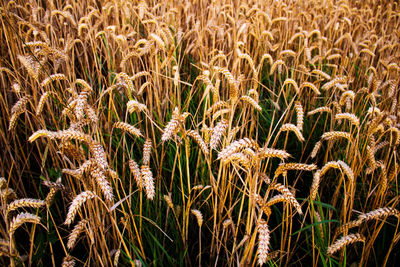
163,194 -> 174,209
90,165 -> 113,202
320,161 -> 341,176
310,170 -> 321,200
255,194 -> 271,216
127,100 -> 148,113
295,101 -> 304,130
218,138 -> 258,160
129,159 -> 142,190
1,188 -> 16,201
162,107 -> 182,142
36,91 -> 52,115
62,255 -> 75,267
336,219 -> 363,235
138,81 -> 152,95
45,187 -> 59,207
191,209 -> 203,227
150,33 -> 165,51
186,130 -> 209,156
274,163 -> 317,178
12,83 -> 21,94
335,113 -> 359,127
338,160 -> 354,183
300,82 -> 320,95
212,108 -> 230,121
141,165 -> 155,200
28,130 -> 55,142
0,177 -> 7,189
18,55 -> 39,80
339,90 -> 355,108
257,219 -> 270,265
89,142 -> 108,170
58,129 -> 93,143
279,49 -> 296,58
7,198 -> 45,213
280,123 -> 305,142
41,73 -> 67,87
206,101 -> 229,116
210,119 -> 228,149
141,138 -> 152,165
9,96 -> 29,131
213,67 -> 238,101
321,76 -> 347,91
267,194 -> 287,206
65,191 -> 96,226
270,183 -> 302,215
311,69 -> 331,80
224,152 -> 251,168
237,49 -> 257,75
9,212 -> 41,235
67,219 -> 88,249
282,78 -> 299,94
258,147 -> 291,160
327,233 -> 365,256
307,107 -> 332,116
270,59 -> 285,75
358,207 -> 400,223
322,131 -> 352,141
75,79 -> 92,92
114,122 -> 142,138
240,96 -> 262,111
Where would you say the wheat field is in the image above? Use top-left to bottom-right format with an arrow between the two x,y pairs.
1,0 -> 400,266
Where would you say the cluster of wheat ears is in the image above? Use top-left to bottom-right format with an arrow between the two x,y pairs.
1,0 -> 400,266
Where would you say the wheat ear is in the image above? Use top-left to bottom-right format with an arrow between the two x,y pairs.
327,233 -> 365,256
257,219 -> 271,265
64,191 -> 96,226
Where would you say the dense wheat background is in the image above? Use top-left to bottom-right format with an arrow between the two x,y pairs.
1,0 -> 400,266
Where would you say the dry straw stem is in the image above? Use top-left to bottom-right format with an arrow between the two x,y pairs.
274,163 -> 317,178
210,119 -> 228,149
257,219 -> 271,265
327,233 -> 365,256
7,198 -> 45,213
335,113 -> 360,127
141,165 -> 155,200
9,212 -> 41,235
269,183 -> 302,215
65,191 -> 96,226
218,138 -> 258,160
142,138 -> 152,165
114,122 -> 143,138
186,130 -> 209,156
129,159 -> 142,190
191,209 -> 203,227
67,219 -> 88,249
280,123 -> 305,142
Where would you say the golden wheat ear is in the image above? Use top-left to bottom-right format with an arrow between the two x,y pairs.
9,212 -> 41,235
64,191 -> 96,226
327,233 -> 365,256
257,219 -> 271,265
